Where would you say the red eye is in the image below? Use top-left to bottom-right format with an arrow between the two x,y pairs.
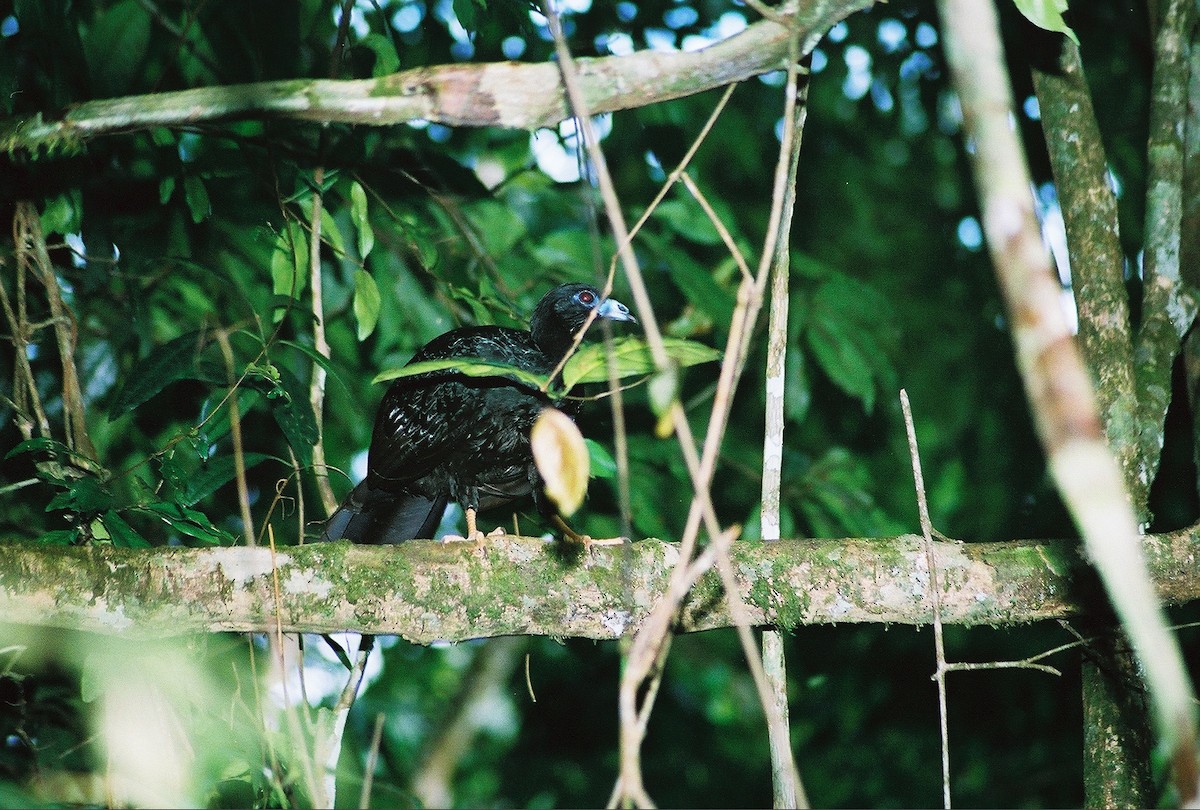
576,290 -> 596,306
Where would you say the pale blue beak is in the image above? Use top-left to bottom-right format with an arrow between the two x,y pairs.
597,297 -> 636,323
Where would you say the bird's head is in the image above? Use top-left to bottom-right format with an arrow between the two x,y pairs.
531,283 -> 637,360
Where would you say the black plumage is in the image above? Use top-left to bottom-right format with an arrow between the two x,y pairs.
321,283 -> 635,544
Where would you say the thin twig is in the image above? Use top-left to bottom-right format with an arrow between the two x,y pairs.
679,172 -> 753,284
307,0 -> 357,521
305,9 -> 365,806
215,328 -> 257,546
266,525 -> 323,806
758,59 -> 808,805
0,248 -> 50,440
943,659 -> 1062,677
358,712 -> 386,810
15,202 -> 95,458
307,170 -> 339,518
607,84 -> 738,280
901,389 -> 951,808
322,634 -> 375,806
535,17 -> 698,805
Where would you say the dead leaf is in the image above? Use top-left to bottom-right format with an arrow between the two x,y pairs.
531,408 -> 589,517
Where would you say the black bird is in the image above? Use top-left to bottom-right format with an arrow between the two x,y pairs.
321,283 -> 636,544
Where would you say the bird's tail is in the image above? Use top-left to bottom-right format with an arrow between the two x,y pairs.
319,481 -> 448,544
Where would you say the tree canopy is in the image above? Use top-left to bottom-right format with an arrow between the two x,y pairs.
2,0 -> 1199,807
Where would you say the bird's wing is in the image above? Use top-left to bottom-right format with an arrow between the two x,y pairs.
366,327 -> 551,488
367,376 -> 477,486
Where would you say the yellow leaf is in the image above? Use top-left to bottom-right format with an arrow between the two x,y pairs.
531,408 -> 589,517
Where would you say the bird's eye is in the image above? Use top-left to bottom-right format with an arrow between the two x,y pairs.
575,290 -> 596,306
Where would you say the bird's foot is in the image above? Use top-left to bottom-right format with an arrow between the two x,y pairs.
440,506 -> 492,545
468,526 -> 502,551
581,536 -> 627,548
551,514 -> 628,550
441,530 -> 488,543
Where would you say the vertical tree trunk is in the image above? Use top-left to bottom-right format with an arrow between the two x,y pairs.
1082,631 -> 1155,807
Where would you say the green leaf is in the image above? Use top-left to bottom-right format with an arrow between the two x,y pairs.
802,274 -> 895,413
180,504 -> 235,543
159,444 -> 193,498
373,358 -> 551,392
270,365 -> 319,466
46,476 -> 114,514
102,509 -> 151,548
281,339 -> 351,395
397,216 -> 440,269
271,222 -> 308,321
1012,0 -> 1079,44
182,452 -> 274,507
40,191 -> 82,235
449,285 -> 498,326
561,337 -> 720,390
196,390 -> 261,448
6,437 -> 102,481
664,250 -> 735,327
359,32 -> 400,77
110,331 -> 204,417
585,438 -> 616,479
158,175 -> 176,205
452,0 -> 481,33
141,502 -> 230,545
82,0 -> 151,95
183,174 -> 210,223
350,181 -> 375,259
464,199 -> 525,256
37,529 -> 80,546
653,198 -> 723,246
149,127 -> 175,148
806,315 -> 876,412
354,270 -> 381,341
784,345 -> 811,425
7,436 -> 74,461
797,448 -> 882,537
319,207 -> 346,258
531,230 -> 593,272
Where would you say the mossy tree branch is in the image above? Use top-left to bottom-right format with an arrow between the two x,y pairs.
3,529 -> 1200,642
0,0 -> 871,155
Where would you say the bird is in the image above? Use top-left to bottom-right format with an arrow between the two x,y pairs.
320,282 -> 636,544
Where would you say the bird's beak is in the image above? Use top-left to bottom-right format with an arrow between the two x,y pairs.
597,297 -> 637,323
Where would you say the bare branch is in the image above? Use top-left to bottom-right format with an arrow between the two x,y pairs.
902,390 -> 951,809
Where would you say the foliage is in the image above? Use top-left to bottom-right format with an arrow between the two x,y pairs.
0,0 -> 1195,807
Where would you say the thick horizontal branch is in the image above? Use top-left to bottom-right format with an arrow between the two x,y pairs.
3,529 -> 1199,642
1,0 -> 869,155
